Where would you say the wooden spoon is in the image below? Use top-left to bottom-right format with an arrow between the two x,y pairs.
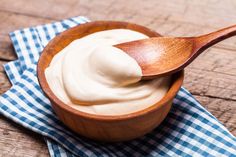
115,25 -> 236,79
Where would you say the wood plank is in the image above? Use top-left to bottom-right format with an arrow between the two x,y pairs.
0,0 -> 78,20
146,20 -> 236,51
0,0 -> 235,27
1,0 -> 236,28
0,115 -> 49,157
0,11 -> 52,35
194,95 -> 236,135
0,71 -> 11,95
0,61 -> 11,95
0,35 -> 16,61
184,47 -> 236,100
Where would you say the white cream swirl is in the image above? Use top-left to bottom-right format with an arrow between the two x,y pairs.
45,29 -> 170,115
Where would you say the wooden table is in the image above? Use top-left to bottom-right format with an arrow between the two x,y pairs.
0,0 -> 235,156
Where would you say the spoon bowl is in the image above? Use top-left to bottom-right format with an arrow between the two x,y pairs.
116,37 -> 194,78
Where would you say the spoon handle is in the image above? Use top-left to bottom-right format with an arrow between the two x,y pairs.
194,25 -> 236,53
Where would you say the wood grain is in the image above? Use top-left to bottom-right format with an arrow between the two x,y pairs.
0,61 -> 11,94
194,95 -> 236,135
185,47 -> 236,100
0,116 -> 49,157
0,115 -> 49,157
0,10 -> 52,35
0,0 -> 235,156
0,35 -> 16,61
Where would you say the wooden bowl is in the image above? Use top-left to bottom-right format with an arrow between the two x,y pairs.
37,21 -> 184,142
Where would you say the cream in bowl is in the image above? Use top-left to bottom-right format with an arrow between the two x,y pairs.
45,29 -> 170,116
37,21 -> 184,142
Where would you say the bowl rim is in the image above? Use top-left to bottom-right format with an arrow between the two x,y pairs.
37,21 -> 184,121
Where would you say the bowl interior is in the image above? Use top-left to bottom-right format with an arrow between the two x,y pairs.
37,21 -> 184,120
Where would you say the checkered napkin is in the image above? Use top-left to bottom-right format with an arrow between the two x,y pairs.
0,16 -> 236,157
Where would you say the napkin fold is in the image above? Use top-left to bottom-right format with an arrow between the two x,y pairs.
0,16 -> 236,157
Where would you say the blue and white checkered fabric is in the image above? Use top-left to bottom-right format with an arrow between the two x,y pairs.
0,16 -> 236,157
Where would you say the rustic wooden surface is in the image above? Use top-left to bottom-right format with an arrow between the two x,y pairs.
0,0 -> 235,156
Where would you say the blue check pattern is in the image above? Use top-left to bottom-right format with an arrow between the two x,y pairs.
0,16 -> 236,157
